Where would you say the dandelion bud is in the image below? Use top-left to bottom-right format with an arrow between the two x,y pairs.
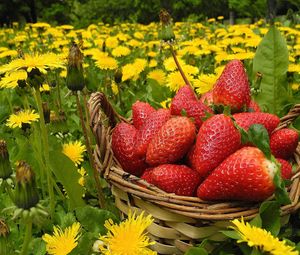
15,161 -> 39,209
0,219 -> 9,254
159,9 -> 175,42
0,140 -> 12,180
66,42 -> 85,92
42,102 -> 50,124
114,68 -> 122,84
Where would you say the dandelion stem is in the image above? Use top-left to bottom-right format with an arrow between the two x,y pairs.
75,92 -> 106,208
168,43 -> 195,96
20,217 -> 32,255
34,88 -> 55,216
3,180 -> 14,201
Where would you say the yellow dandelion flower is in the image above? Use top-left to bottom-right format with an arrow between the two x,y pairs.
112,46 -> 131,57
147,69 -> 166,85
62,141 -> 86,166
0,70 -> 27,89
98,211 -> 156,255
232,218 -> 298,255
0,53 -> 65,75
30,22 -> 51,28
217,16 -> 224,20
77,167 -> 87,187
193,73 -> 218,94
160,98 -> 172,109
95,57 -> 118,70
134,58 -> 147,73
147,51 -> 157,58
40,83 -> 50,92
208,18 -> 216,23
149,59 -> 157,68
106,37 -> 119,48
182,64 -> 199,76
111,81 -> 119,95
42,222 -> 81,255
0,50 -> 18,59
291,83 -> 300,90
122,63 -> 136,82
6,109 -> 39,129
164,57 -> 185,72
288,64 -> 300,73
166,71 -> 192,92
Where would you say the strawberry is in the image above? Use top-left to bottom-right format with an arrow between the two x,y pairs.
197,147 -> 276,202
146,116 -> 196,165
270,128 -> 299,159
171,86 -> 213,129
170,85 -> 197,115
193,114 -> 241,178
247,100 -> 261,112
135,109 -> 171,157
213,59 -> 251,111
140,168 -> 154,183
145,164 -> 201,196
234,112 -> 280,135
111,123 -> 147,176
132,101 -> 156,129
200,91 -> 213,107
276,158 -> 293,180
182,101 -> 213,129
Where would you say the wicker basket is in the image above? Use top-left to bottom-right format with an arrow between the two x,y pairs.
88,92 -> 300,255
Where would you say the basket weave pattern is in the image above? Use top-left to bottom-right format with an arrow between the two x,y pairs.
88,92 -> 300,255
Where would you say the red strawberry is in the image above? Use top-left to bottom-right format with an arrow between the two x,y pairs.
193,114 -> 241,178
270,128 -> 299,159
234,112 -> 280,135
213,59 -> 251,111
276,158 -> 293,180
186,145 -> 197,170
141,168 -> 154,183
182,101 -> 213,129
135,109 -> 171,157
132,101 -> 156,129
200,91 -> 213,107
112,123 -> 147,176
146,164 -> 201,196
170,85 -> 197,115
146,116 -> 196,165
247,100 -> 261,112
171,86 -> 213,129
197,147 -> 276,202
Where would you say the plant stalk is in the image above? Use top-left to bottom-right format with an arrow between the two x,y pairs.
75,92 -> 106,208
20,217 -> 32,255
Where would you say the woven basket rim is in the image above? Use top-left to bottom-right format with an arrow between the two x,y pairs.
88,92 -> 300,221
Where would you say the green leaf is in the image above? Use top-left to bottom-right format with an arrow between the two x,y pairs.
73,232 -> 95,255
253,26 -> 290,117
31,238 -> 46,255
75,206 -> 118,235
49,150 -> 85,209
258,201 -> 281,236
185,247 -> 208,255
247,124 -> 271,158
220,230 -> 241,240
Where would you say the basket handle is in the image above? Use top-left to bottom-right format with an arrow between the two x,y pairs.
276,104 -> 300,130
88,92 -> 126,177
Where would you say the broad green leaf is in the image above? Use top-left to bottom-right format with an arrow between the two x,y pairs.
75,206 -> 118,235
31,238 -> 46,255
253,26 -> 289,117
49,151 -> 85,209
185,247 -> 208,255
247,124 -> 271,158
73,232 -> 95,255
220,230 -> 240,240
258,201 -> 281,236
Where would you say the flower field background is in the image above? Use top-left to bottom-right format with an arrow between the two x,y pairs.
1,15 -> 300,255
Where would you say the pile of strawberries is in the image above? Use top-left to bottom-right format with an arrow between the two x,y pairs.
111,59 -> 299,202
